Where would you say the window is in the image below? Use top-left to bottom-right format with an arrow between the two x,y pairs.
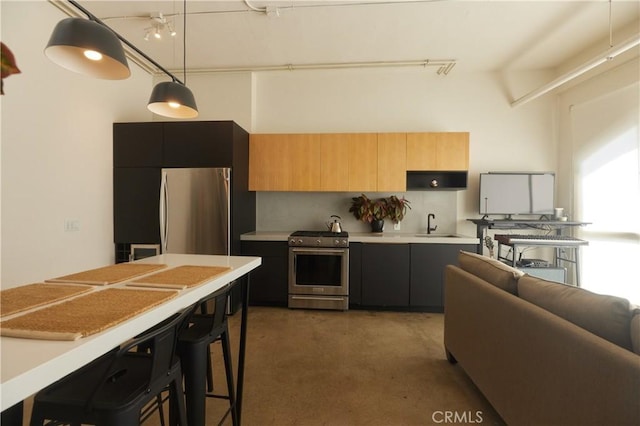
571,83 -> 640,304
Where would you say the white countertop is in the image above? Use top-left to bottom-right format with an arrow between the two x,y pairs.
0,254 -> 261,411
241,231 -> 479,245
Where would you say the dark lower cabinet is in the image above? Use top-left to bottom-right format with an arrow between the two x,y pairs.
349,242 -> 476,311
241,241 -> 288,306
409,243 -> 476,311
239,240 -> 476,311
348,243 -> 362,306
361,243 -> 410,307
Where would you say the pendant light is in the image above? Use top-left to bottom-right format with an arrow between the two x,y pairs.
148,80 -> 198,118
45,17 -> 130,80
147,0 -> 198,118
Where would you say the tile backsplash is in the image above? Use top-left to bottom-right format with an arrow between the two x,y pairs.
256,191 -> 457,234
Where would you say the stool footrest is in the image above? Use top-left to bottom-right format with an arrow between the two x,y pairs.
205,392 -> 232,400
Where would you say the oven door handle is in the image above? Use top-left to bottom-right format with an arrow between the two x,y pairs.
290,247 -> 347,255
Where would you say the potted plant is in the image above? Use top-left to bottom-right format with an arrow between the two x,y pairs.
349,194 -> 386,232
349,194 -> 411,233
1,42 -> 21,95
384,195 -> 411,223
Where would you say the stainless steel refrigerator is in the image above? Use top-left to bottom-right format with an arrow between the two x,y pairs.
160,167 -> 231,255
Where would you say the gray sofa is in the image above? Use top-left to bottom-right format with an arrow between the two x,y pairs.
444,250 -> 640,426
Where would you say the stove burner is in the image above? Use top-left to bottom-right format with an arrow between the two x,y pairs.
290,230 -> 349,238
289,230 -> 349,247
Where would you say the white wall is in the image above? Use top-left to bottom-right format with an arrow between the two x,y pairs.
1,1 -> 153,288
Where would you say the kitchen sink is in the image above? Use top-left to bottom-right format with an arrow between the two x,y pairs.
414,233 -> 461,238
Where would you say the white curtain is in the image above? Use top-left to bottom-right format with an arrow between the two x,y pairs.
570,82 -> 640,304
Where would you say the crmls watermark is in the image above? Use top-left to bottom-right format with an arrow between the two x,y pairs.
431,410 -> 484,424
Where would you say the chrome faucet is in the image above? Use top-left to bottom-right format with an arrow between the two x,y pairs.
427,213 -> 437,234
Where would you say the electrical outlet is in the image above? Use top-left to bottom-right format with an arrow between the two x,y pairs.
393,222 -> 401,231
64,219 -> 80,232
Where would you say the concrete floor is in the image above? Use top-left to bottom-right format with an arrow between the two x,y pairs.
199,306 -> 504,426
22,307 -> 505,426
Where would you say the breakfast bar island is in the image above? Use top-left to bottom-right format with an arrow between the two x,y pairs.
0,253 -> 261,425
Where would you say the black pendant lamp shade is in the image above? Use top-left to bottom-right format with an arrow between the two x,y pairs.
148,81 -> 198,118
45,17 -> 130,80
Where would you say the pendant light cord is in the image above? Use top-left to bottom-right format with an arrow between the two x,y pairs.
183,0 -> 187,85
608,0 -> 613,48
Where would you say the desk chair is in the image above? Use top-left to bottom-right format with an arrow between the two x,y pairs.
179,283 -> 236,426
30,304 -> 196,426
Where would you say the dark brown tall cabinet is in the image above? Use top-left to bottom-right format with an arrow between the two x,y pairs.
113,121 -> 255,263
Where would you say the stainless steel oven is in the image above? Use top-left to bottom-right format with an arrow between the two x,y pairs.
288,231 -> 349,310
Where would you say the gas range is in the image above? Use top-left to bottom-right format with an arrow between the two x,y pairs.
288,230 -> 349,248
288,230 -> 350,310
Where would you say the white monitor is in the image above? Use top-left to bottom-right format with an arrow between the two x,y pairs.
479,172 -> 555,216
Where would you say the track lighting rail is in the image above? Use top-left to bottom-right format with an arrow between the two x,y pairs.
187,59 -> 457,75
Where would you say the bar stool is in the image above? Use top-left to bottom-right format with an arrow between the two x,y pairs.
178,283 -> 236,426
30,304 -> 197,426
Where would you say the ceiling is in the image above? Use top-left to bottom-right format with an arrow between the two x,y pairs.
66,1 -> 640,75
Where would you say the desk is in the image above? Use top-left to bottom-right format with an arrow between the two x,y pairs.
0,254 -> 261,423
493,236 -> 588,286
468,219 -> 590,286
468,218 -> 591,255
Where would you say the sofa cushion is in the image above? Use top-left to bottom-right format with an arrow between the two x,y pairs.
458,250 -> 523,294
518,275 -> 634,351
631,307 -> 640,355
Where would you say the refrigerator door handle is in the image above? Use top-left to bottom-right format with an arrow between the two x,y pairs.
223,168 -> 231,255
159,171 -> 169,253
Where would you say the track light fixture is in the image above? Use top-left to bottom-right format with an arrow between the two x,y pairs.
46,0 -> 197,119
143,13 -> 177,42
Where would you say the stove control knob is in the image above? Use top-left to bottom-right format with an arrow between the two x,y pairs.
297,239 -> 303,245
316,239 -> 322,245
289,238 -> 295,245
334,239 -> 340,246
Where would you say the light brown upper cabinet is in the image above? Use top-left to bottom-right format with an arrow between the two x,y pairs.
250,131 -> 469,191
319,134 -> 350,191
347,133 -> 378,192
406,132 -> 469,171
249,133 -> 321,191
377,133 -> 407,191
289,134 -> 321,191
249,134 -> 288,191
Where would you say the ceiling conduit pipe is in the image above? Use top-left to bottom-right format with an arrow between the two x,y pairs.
511,33 -> 640,108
